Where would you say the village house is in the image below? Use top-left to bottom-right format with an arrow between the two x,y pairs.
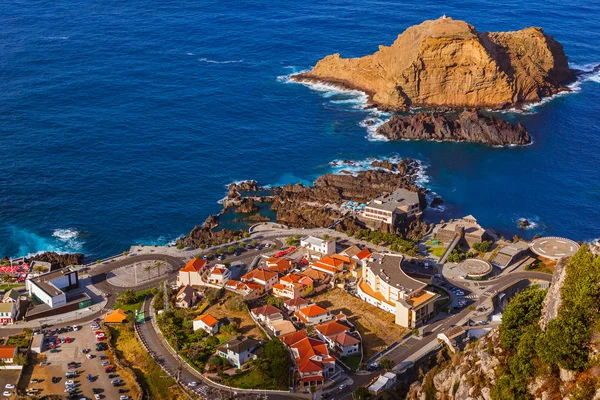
240,268 -> 278,291
284,297 -> 311,313
300,268 -> 330,286
437,326 -> 468,353
300,236 -> 336,258
0,346 -> 17,364
315,320 -> 360,357
175,285 -> 199,308
281,330 -> 339,389
0,303 -> 16,325
340,246 -> 372,278
265,257 -> 294,275
2,289 -> 20,303
267,317 -> 297,337
226,280 -> 264,300
193,314 -> 220,335
207,265 -> 231,285
250,304 -> 282,323
177,258 -> 207,287
358,253 -> 439,329
310,256 -> 346,278
294,304 -> 333,325
272,273 -> 313,299
216,336 -> 260,369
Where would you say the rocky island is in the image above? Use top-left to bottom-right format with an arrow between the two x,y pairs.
294,17 -> 573,110
375,109 -> 531,146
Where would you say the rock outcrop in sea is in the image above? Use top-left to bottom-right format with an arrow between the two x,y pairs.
376,109 -> 531,146
26,252 -> 84,268
295,17 -> 573,110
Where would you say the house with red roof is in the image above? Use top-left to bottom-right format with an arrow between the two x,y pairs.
207,265 -> 231,286
284,297 -> 311,313
286,332 -> 339,389
250,304 -> 282,323
272,273 -> 313,300
315,320 -> 361,357
177,258 -> 207,287
193,314 -> 220,335
226,280 -> 264,300
240,268 -> 278,291
294,304 -> 333,325
0,346 -> 17,364
265,257 -> 294,275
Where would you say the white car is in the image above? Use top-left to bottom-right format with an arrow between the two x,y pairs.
101,361 -> 110,366
94,395 -> 102,400
4,385 -> 13,390
3,392 -> 11,397
120,396 -> 130,400
65,380 -> 75,386
338,383 -> 347,390
188,381 -> 198,387
73,325 -> 80,331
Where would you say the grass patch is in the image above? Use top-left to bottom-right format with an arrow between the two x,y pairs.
425,240 -> 443,246
114,289 -> 152,313
223,366 -> 288,390
427,247 -> 446,258
108,322 -> 185,400
6,330 -> 31,347
341,354 -> 362,371
0,284 -> 24,292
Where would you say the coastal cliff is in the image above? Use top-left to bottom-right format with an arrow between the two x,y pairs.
376,109 -> 531,146
295,17 -> 573,110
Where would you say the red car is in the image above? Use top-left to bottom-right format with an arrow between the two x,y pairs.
104,366 -> 115,373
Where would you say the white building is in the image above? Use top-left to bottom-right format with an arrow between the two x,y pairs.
300,236 -> 336,257
26,267 -> 79,308
207,265 -> 231,285
368,372 -> 397,395
193,314 -> 220,335
217,337 -> 260,369
361,188 -> 421,226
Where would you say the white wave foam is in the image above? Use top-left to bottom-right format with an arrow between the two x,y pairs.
43,36 -> 70,40
186,52 -> 195,56
517,217 -> 539,230
198,57 -> 244,64
52,228 -> 79,241
279,69 -> 392,141
328,154 -> 428,181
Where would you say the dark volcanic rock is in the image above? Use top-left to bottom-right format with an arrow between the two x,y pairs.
227,180 -> 258,199
370,160 -> 395,171
27,252 -> 84,268
202,215 -> 219,230
234,198 -> 259,214
177,225 -> 244,249
430,196 -> 444,208
376,109 -> 531,146
519,218 -> 531,229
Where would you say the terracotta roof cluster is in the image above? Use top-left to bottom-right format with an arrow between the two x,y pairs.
226,280 -> 263,294
210,267 -> 227,276
181,258 -> 207,273
282,331 -> 336,375
194,314 -> 219,327
300,267 -> 329,281
315,320 -> 360,347
284,297 -> 309,308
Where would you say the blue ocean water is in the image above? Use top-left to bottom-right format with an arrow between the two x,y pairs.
1,0 -> 599,259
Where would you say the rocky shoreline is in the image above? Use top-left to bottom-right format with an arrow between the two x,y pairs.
375,109 -> 531,146
177,159 -> 433,248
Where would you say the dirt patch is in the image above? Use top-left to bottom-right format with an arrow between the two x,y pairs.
203,292 -> 263,339
309,289 -> 408,359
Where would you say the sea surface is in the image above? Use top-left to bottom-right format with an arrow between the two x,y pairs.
1,0 -> 599,259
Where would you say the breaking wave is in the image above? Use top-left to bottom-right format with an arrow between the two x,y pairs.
198,57 -> 244,64
278,69 -> 391,141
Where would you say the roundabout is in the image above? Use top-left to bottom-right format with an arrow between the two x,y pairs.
530,237 -> 580,260
456,258 -> 493,279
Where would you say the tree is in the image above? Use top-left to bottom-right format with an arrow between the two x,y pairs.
238,242 -> 246,249
499,287 -> 546,351
243,232 -> 250,238
227,246 -> 236,255
118,289 -> 138,305
216,248 -> 224,255
265,296 -> 284,309
226,296 -> 246,311
378,358 -> 394,371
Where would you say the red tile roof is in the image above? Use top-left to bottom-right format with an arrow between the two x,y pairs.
251,304 -> 281,318
355,248 -> 372,260
0,346 -> 15,359
284,297 -> 309,307
181,258 -> 207,273
315,320 -> 350,337
334,332 -> 360,346
279,330 -> 308,346
241,268 -> 277,283
194,314 -> 219,327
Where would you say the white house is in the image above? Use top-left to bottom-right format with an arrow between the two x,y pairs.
368,372 -> 397,395
217,336 -> 260,368
0,303 -> 15,325
207,265 -> 231,285
300,236 -> 336,257
315,320 -> 360,357
193,314 -> 220,335
240,268 -> 278,291
177,259 -> 207,286
294,304 -> 333,325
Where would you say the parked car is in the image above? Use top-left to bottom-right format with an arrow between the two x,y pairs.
188,382 -> 198,387
52,376 -> 60,383
3,392 -> 11,397
40,362 -> 50,366
4,385 -> 14,390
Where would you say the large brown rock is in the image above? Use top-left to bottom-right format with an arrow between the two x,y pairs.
26,252 -> 84,268
376,109 -> 531,145
295,17 -> 573,110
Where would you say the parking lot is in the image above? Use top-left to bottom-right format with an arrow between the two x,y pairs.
26,322 -> 137,399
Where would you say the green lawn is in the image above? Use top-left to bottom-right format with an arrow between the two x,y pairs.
113,289 -> 152,313
425,240 -> 443,246
427,247 -> 446,258
0,283 -> 24,292
341,354 -> 362,371
223,367 -> 288,390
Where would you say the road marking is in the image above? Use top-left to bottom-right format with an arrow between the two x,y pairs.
431,325 -> 442,332
557,240 -> 566,244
